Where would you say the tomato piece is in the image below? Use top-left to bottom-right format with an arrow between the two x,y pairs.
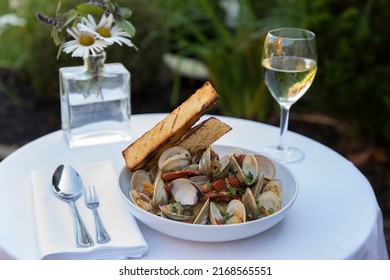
226,177 -> 240,188
211,179 -> 226,192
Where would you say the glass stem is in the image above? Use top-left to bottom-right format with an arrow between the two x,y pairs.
277,104 -> 291,152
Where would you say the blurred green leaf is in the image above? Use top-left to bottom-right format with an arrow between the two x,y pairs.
76,3 -> 105,18
118,7 -> 133,19
117,19 -> 136,37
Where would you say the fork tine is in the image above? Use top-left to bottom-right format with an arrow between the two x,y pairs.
85,185 -> 93,203
89,185 -> 93,202
92,185 -> 98,202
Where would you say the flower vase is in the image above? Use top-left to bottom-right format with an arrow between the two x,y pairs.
59,51 -> 131,148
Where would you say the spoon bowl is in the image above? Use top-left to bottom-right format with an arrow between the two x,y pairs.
52,164 -> 94,248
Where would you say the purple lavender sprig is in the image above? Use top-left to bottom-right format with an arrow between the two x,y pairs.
36,12 -> 58,26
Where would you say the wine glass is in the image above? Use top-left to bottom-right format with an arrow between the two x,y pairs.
261,27 -> 317,163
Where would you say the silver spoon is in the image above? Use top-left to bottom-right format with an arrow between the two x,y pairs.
52,164 -> 94,248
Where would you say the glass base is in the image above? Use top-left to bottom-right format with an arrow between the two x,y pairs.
261,145 -> 304,164
64,120 -> 131,149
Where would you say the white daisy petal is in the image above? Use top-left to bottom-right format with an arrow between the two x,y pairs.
66,27 -> 80,40
61,12 -> 135,57
63,26 -> 110,57
98,13 -> 113,28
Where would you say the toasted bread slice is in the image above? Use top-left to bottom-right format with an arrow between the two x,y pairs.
122,81 -> 219,171
176,117 -> 232,154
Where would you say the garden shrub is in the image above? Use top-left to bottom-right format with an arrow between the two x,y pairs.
1,0 -> 168,101
1,0 -> 389,145
273,0 -> 390,144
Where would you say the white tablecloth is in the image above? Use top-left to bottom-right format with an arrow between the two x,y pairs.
0,114 -> 388,259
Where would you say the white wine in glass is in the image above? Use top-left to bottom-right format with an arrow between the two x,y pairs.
261,28 -> 317,163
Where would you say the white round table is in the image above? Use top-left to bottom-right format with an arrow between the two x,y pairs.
0,114 -> 388,259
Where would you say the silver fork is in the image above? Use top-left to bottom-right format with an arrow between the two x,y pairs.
84,185 -> 111,244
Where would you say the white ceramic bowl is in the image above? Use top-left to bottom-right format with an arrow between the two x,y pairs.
118,145 -> 299,242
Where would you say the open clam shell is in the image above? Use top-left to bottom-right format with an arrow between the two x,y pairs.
209,202 -> 225,225
255,155 -> 276,180
251,172 -> 265,199
262,179 -> 283,197
152,170 -> 169,208
198,147 -> 231,179
225,199 -> 246,224
257,191 -> 281,213
170,178 -> 202,206
129,190 -> 154,212
190,175 -> 210,193
212,155 -> 231,179
241,187 -> 258,221
130,169 -> 152,193
230,154 -> 259,186
199,147 -> 212,176
209,200 -> 246,225
193,198 -> 210,224
158,146 -> 192,172
159,203 -> 193,221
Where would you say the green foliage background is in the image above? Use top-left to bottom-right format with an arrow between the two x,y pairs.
277,0 -> 390,144
0,0 -> 389,144
0,0 -> 167,100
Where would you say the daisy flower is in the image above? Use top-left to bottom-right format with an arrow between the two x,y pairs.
62,26 -> 111,57
80,13 -> 135,48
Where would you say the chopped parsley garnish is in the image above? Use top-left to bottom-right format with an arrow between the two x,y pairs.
245,172 -> 254,184
227,185 -> 236,195
221,213 -> 234,224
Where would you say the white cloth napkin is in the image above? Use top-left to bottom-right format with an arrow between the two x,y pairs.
30,160 -> 148,260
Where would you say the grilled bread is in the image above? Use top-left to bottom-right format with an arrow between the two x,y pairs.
122,81 -> 220,171
176,117 -> 232,155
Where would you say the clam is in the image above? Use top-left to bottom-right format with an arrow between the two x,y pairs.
225,199 -> 246,224
193,198 -> 210,224
209,200 -> 246,225
213,155 -> 231,179
159,203 -> 193,221
198,147 -> 212,176
187,163 -> 199,170
241,187 -> 258,221
257,191 -> 281,214
242,180 -> 282,220
158,146 -> 192,172
262,179 -> 283,197
130,169 -> 152,194
251,172 -> 265,199
170,178 -> 202,206
148,165 -> 159,182
209,202 -> 224,225
230,154 -> 259,186
229,149 -> 243,156
152,170 -> 169,208
190,175 -> 210,193
199,147 -> 231,179
129,190 -> 154,212
255,155 -> 276,180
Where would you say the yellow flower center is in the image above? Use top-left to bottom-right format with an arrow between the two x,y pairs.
96,27 -> 111,38
79,35 -> 94,46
